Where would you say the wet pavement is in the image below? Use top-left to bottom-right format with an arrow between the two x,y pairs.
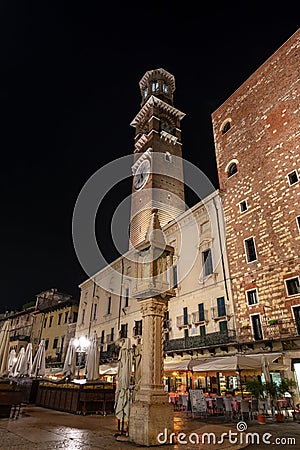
0,405 -> 300,449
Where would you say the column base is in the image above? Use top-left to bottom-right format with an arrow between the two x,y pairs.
129,398 -> 174,446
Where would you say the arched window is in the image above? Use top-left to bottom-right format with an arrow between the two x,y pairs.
228,162 -> 237,177
222,121 -> 231,134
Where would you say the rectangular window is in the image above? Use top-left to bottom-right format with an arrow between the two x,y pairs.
219,320 -> 228,332
111,328 -> 114,342
124,288 -> 129,308
152,81 -> 159,92
285,277 -> 300,296
81,309 -> 85,325
292,306 -> 300,334
49,316 -> 53,327
107,296 -> 112,314
287,169 -> 299,186
120,324 -> 128,339
164,310 -> 169,329
198,303 -> 205,322
203,249 -> 213,276
73,312 -> 78,323
93,303 -> 97,321
58,313 -> 62,325
251,314 -> 263,341
53,337 -> 59,349
246,288 -> 259,305
183,307 -> 188,325
59,336 -> 65,358
173,265 -> 178,288
199,325 -> 206,336
134,320 -> 142,336
184,328 -> 189,338
244,237 -> 257,262
217,297 -> 226,317
45,339 -> 49,350
296,216 -> 300,233
239,200 -> 248,213
162,83 -> 168,93
43,318 -> 47,328
101,330 -> 105,344
64,312 -> 68,324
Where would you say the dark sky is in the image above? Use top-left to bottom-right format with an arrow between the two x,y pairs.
0,2 -> 298,311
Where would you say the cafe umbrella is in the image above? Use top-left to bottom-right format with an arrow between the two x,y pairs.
85,331 -> 99,381
62,337 -> 77,379
31,339 -> 46,378
12,347 -> 26,377
19,343 -> 33,377
0,320 -> 11,377
7,348 -> 17,377
114,338 -> 133,433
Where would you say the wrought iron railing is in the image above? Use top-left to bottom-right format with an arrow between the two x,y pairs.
9,334 -> 30,342
237,319 -> 299,342
164,329 -> 236,353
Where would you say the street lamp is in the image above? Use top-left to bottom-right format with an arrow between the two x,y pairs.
73,335 -> 90,379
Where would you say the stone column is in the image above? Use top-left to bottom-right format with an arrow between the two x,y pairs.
129,296 -> 174,446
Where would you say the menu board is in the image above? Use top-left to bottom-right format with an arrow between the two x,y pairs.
189,389 -> 207,417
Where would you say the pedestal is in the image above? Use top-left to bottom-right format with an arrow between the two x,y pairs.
129,394 -> 173,446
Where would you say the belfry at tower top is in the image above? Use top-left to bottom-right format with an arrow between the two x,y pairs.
139,68 -> 175,107
139,68 -> 175,92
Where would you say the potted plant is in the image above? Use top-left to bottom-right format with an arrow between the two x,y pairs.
277,377 -> 297,420
245,379 -> 266,423
268,319 -> 279,325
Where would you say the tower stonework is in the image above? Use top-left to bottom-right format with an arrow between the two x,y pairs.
211,29 -> 300,348
129,68 -> 186,248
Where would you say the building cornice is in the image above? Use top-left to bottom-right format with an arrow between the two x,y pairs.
130,96 -> 185,128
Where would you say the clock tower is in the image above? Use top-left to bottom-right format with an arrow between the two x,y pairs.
129,68 -> 186,248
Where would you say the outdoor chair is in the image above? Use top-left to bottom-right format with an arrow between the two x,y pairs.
177,395 -> 183,411
240,399 -> 250,421
181,394 -> 188,411
250,399 -> 258,420
223,397 -> 233,420
215,397 -> 225,415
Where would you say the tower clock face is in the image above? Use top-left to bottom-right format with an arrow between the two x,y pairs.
133,159 -> 150,190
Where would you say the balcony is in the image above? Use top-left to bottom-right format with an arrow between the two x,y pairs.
176,315 -> 192,329
106,334 -> 113,344
191,311 -> 207,324
238,319 -> 299,343
9,334 -> 30,342
164,329 -> 236,353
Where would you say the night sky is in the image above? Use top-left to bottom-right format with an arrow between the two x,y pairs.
0,2 -> 298,311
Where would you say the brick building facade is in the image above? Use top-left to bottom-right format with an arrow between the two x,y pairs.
212,29 -> 300,380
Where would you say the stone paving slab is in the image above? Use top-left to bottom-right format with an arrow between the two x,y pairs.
1,405 -> 299,450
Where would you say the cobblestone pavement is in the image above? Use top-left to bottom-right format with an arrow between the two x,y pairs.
0,405 -> 299,450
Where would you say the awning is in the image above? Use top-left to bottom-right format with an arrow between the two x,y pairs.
164,359 -> 192,371
99,363 -> 118,375
190,353 -> 283,373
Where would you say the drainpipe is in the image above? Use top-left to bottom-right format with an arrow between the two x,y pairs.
213,195 -> 230,302
88,279 -> 96,339
118,258 -> 125,334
